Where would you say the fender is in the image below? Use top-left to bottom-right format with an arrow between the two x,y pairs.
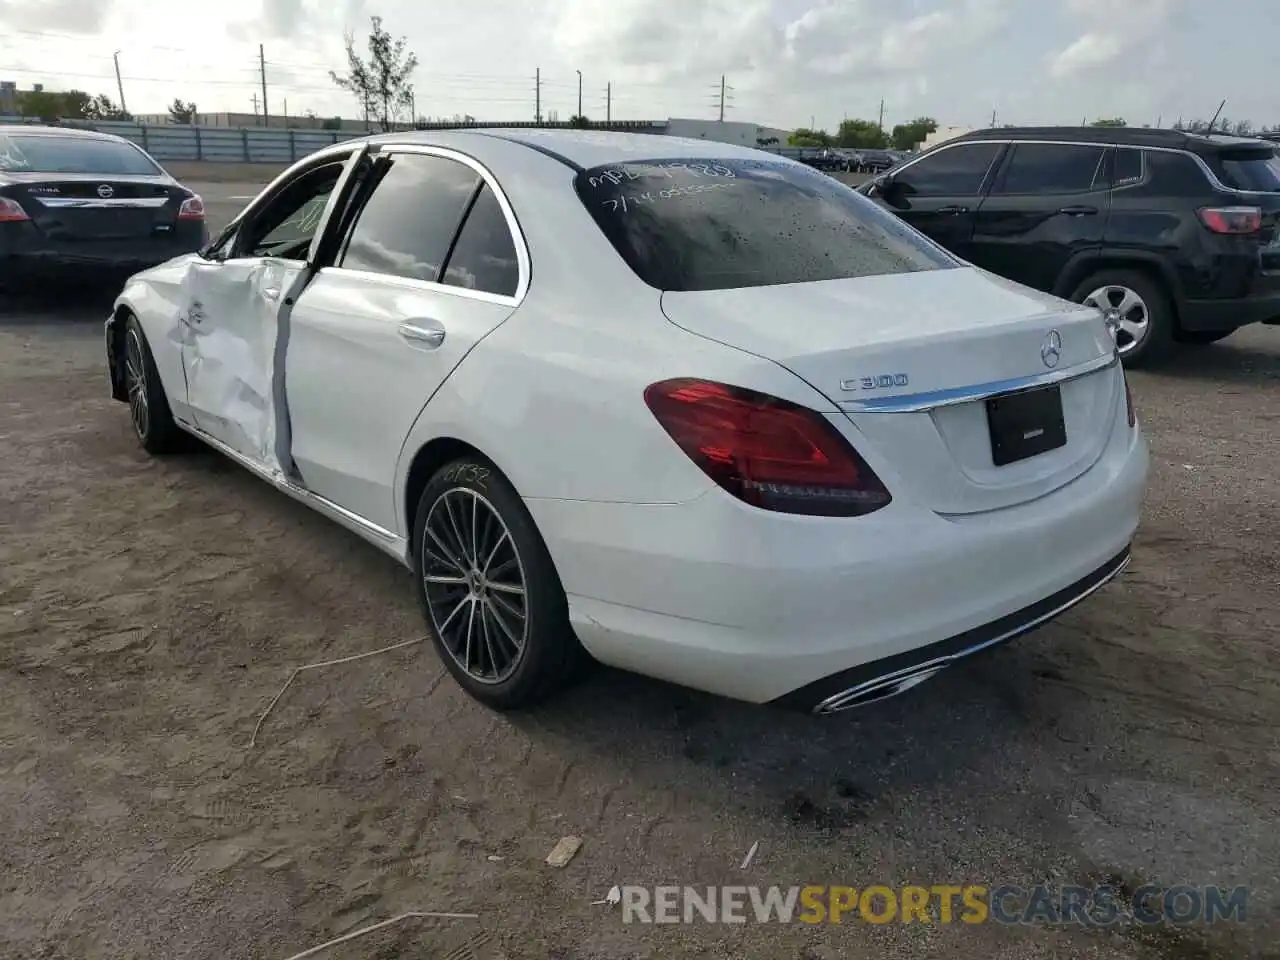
1052,248 -> 1185,306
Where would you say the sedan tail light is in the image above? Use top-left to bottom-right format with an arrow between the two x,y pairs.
1197,206 -> 1261,235
0,197 -> 29,222
177,195 -> 205,220
644,378 -> 892,517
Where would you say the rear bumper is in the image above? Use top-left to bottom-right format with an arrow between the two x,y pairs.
1180,290 -> 1280,331
0,227 -> 206,286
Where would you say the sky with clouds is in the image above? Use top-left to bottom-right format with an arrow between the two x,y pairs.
0,0 -> 1274,131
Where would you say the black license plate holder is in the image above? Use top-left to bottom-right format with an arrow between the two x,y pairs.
986,384 -> 1067,466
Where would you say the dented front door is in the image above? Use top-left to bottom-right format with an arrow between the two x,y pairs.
180,255 -> 305,475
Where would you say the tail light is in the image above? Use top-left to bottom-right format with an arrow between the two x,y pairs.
643,378 -> 891,517
0,197 -> 29,222
1123,373 -> 1136,428
1197,206 -> 1261,235
177,195 -> 205,220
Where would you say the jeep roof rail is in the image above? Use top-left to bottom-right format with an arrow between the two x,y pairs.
953,126 -> 1272,156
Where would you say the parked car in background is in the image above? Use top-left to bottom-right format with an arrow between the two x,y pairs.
107,129 -> 1146,714
0,125 -> 206,292
856,149 -> 899,173
860,127 -> 1280,365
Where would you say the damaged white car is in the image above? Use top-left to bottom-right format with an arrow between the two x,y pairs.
107,129 -> 1148,713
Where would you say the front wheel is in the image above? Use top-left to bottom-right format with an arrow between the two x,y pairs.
122,315 -> 183,454
411,456 -> 588,709
1070,269 -> 1175,368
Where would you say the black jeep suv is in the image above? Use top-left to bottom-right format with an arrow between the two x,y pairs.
859,126 -> 1280,366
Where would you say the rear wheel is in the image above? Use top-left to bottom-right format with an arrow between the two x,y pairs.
1070,269 -> 1175,368
411,456 -> 587,709
123,315 -> 183,454
1175,328 -> 1236,346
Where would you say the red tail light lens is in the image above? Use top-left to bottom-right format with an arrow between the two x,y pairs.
177,195 -> 205,220
1197,206 -> 1261,235
1123,373 -> 1136,428
0,197 -> 30,222
644,378 -> 891,517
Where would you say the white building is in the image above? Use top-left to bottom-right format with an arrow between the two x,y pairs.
920,126 -> 976,150
662,118 -> 792,147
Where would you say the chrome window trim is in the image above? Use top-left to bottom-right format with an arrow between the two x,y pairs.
892,136 -> 1273,196
839,350 -> 1118,414
333,142 -> 530,304
31,196 -> 170,208
314,265 -> 521,307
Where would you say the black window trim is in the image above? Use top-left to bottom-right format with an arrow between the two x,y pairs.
892,140 -> 1006,198
987,141 -> 1109,197
323,143 -> 530,306
890,136 -> 1264,196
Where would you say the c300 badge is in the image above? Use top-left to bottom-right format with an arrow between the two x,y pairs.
840,373 -> 909,392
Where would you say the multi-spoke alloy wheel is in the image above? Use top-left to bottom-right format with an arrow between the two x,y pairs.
1070,269 -> 1173,368
421,487 -> 529,684
412,457 -> 587,709
1083,284 -> 1149,357
125,328 -> 150,441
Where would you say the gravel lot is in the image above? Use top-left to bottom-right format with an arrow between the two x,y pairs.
0,193 -> 1277,960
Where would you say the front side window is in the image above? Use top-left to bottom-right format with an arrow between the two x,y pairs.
241,162 -> 345,259
340,153 -> 480,283
575,157 -> 957,292
994,143 -> 1106,195
0,133 -> 161,175
894,143 -> 1002,197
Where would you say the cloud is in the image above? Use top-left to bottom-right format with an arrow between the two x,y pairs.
1049,0 -> 1184,78
0,0 -> 108,33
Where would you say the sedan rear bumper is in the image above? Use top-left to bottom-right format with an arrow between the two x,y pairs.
0,226 -> 206,286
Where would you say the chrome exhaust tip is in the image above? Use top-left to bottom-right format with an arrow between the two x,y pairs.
812,664 -> 949,715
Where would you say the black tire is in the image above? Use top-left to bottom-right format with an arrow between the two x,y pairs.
411,456 -> 588,710
122,314 -> 183,454
1068,268 -> 1176,368
1175,328 -> 1236,346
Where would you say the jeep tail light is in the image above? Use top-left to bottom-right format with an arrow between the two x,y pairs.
1197,206 -> 1261,235
644,378 -> 891,517
1123,373 -> 1136,428
177,195 -> 205,220
0,197 -> 29,222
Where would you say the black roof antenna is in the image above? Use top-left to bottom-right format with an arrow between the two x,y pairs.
1206,99 -> 1227,133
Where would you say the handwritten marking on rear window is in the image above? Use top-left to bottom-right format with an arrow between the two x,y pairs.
588,162 -> 737,189
600,181 -> 738,213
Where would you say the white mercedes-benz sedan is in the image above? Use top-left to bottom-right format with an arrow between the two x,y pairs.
105,129 -> 1149,714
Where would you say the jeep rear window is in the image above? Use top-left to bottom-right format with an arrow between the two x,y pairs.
574,157 -> 958,292
1213,149 -> 1280,192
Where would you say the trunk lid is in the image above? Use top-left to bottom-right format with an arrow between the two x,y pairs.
1,173 -> 184,242
660,266 -> 1122,515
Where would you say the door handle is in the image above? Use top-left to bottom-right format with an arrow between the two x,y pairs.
936,205 -> 970,215
398,321 -> 445,348
1057,205 -> 1098,217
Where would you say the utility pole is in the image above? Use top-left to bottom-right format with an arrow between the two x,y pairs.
250,93 -> 260,118
283,98 -> 288,125
991,108 -> 997,127
259,44 -> 269,127
112,50 -> 127,114
576,70 -> 583,118
606,82 -> 611,125
720,76 -> 727,122
534,68 -> 541,123
410,90 -> 416,128
877,98 -> 885,133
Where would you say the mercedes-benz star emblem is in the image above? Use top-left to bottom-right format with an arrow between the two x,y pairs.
1041,329 -> 1063,369
96,184 -> 114,199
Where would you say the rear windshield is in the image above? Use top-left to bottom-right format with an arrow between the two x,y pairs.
0,133 -> 161,175
1213,149 -> 1280,191
575,157 -> 957,291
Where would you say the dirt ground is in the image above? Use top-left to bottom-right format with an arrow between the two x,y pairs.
0,279 -> 1277,960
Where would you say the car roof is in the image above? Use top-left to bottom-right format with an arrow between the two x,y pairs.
955,125 -> 1275,155
360,128 -> 773,170
0,123 -> 129,143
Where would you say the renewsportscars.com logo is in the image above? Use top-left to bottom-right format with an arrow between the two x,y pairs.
612,884 -> 1249,927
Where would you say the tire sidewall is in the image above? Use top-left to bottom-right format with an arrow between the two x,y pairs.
124,315 -> 176,451
411,457 -> 574,707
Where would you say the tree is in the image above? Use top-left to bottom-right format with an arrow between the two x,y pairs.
756,136 -> 779,147
330,15 -> 418,132
890,116 -> 937,150
1090,118 -> 1127,127
835,118 -> 888,149
321,116 -> 343,130
567,114 -> 590,129
83,93 -> 129,121
168,98 -> 198,124
17,90 -> 65,120
61,90 -> 91,119
788,127 -> 831,147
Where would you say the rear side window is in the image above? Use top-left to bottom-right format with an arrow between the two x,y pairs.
441,184 -> 520,297
1213,150 -> 1280,191
994,143 -> 1106,194
894,143 -> 1002,197
0,133 -> 160,175
340,153 -> 479,282
575,158 -> 957,292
